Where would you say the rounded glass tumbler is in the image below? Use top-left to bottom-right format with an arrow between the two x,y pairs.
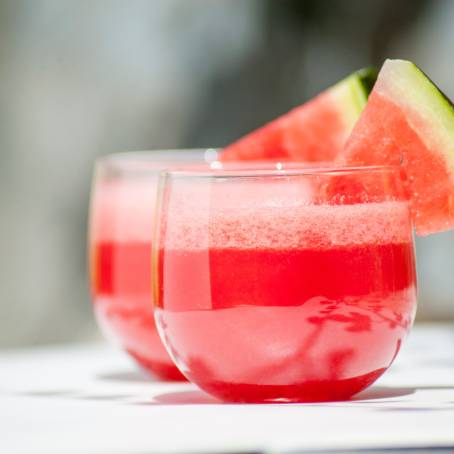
89,149 -> 212,380
154,165 -> 417,401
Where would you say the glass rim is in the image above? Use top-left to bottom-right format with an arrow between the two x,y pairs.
94,148 -> 219,175
163,164 -> 402,179
95,149 -> 402,179
96,148 -> 218,164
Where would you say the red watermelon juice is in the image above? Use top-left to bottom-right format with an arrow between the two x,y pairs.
92,239 -> 181,379
156,171 -> 417,402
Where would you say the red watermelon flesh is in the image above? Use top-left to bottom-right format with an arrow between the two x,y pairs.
342,59 -> 454,235
221,69 -> 377,162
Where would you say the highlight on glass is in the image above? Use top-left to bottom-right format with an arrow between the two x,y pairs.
154,164 -> 417,402
88,149 -> 217,380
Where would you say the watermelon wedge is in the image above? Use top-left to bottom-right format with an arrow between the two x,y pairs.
221,68 -> 377,162
342,59 -> 454,235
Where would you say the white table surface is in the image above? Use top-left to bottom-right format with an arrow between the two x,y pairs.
2,324 -> 454,454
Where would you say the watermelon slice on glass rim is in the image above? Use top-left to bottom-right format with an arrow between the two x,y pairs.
221,68 -> 377,162
342,59 -> 454,235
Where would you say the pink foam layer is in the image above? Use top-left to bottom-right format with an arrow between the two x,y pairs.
91,178 -> 412,249
163,201 -> 412,250
90,178 -> 158,242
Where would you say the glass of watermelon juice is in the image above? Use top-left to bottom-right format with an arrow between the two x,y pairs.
154,164 -> 417,402
89,149 -> 215,380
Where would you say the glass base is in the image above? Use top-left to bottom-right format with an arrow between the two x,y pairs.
194,368 -> 386,403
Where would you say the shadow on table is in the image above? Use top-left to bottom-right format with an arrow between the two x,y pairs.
13,384 -> 454,411
134,385 -> 417,406
352,386 -> 415,401
97,369 -> 152,384
92,369 -> 454,408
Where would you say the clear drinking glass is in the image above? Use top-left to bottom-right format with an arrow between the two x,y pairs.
154,165 -> 417,401
89,149 -> 214,380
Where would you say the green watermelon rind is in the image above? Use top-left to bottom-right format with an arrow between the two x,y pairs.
414,63 -> 454,114
332,67 -> 378,129
377,60 -> 454,168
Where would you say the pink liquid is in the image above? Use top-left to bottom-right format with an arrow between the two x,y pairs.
156,201 -> 417,402
90,178 -> 184,380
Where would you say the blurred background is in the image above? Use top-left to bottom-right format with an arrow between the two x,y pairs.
1,0 -> 453,348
